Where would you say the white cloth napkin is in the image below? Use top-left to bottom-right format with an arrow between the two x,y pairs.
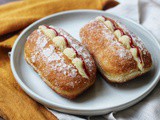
51,0 -> 160,119
106,0 -> 160,119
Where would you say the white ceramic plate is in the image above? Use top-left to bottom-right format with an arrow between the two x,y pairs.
11,10 -> 160,116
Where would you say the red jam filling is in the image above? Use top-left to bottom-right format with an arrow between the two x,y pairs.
44,25 -> 58,36
80,56 -> 90,77
102,16 -> 107,21
101,16 -> 142,63
71,47 -> 90,77
115,28 -> 125,35
45,25 -> 69,47
70,46 -> 89,77
70,46 -> 78,56
44,25 -> 89,77
135,46 -> 142,63
127,35 -> 134,48
127,35 -> 142,63
58,35 -> 69,47
102,16 -> 116,30
106,18 -> 116,30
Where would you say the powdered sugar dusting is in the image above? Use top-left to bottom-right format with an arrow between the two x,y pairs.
42,45 -> 55,57
31,54 -> 36,62
30,30 -> 78,78
48,52 -> 60,62
80,19 -> 135,61
53,27 -> 95,73
97,18 -> 148,59
116,19 -> 147,55
36,36 -> 48,48
117,49 -> 131,58
108,40 -> 132,59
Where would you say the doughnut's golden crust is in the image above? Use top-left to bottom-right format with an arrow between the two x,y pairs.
80,20 -> 152,83
24,29 -> 96,99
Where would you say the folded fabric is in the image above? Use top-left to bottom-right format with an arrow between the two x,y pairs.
0,47 -> 58,120
0,0 -> 106,36
0,0 -> 115,49
0,32 -> 19,48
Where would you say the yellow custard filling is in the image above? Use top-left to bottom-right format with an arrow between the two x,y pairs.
114,30 -> 122,39
119,35 -> 131,49
96,16 -> 105,22
96,16 -> 144,71
52,36 -> 66,51
63,48 -> 76,60
39,25 -> 88,78
39,26 -> 56,39
104,20 -> 114,32
130,48 -> 144,71
72,58 -> 88,78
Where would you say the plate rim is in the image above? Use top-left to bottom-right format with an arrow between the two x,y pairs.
10,9 -> 160,115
